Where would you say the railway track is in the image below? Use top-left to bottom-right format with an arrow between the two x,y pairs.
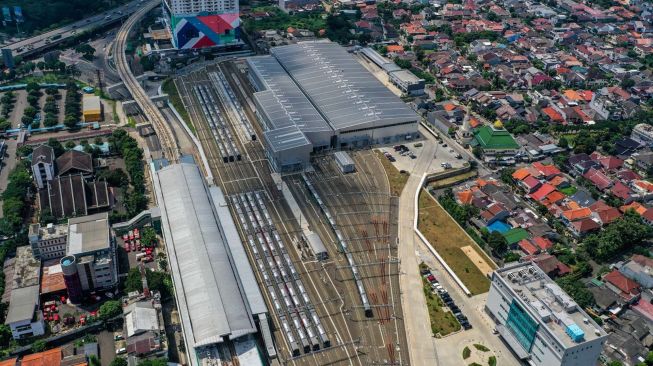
114,0 -> 179,162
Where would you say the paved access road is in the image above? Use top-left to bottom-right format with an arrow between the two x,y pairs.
397,126 -> 520,366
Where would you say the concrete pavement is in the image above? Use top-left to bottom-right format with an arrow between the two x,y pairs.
397,133 -> 439,366
397,126 -> 519,366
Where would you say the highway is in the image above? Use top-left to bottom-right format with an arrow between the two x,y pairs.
114,0 -> 179,162
6,0 -> 148,58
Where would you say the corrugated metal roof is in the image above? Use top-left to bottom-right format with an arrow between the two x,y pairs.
263,125 -> 312,153
67,213 -> 110,255
209,186 -> 267,315
5,285 -> 39,324
248,56 -> 331,134
270,41 -> 418,131
156,163 -> 257,348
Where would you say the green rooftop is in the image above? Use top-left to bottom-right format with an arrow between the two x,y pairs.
474,125 -> 520,150
503,228 -> 530,246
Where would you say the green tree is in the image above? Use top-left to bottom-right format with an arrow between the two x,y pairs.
110,359 -> 128,366
98,300 -> 122,320
65,141 -> 76,150
31,339 -> 46,353
75,44 -> 96,60
124,268 -> 143,293
138,359 -> 168,366
47,138 -> 65,157
16,145 -> 33,157
89,355 -> 101,366
97,168 -> 129,188
140,227 -> 158,247
558,136 -> 569,149
0,324 -> 12,348
487,231 -> 508,254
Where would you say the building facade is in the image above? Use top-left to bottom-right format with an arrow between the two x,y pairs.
31,145 -> 55,189
28,223 -> 68,260
631,123 -> 653,147
4,247 -> 45,340
65,213 -> 118,293
163,0 -> 241,50
485,262 -> 607,366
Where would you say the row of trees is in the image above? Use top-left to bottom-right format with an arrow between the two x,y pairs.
124,267 -> 172,299
581,211 -> 653,261
1,92 -> 16,119
22,82 -> 43,128
108,130 -> 148,218
43,89 -> 61,127
63,82 -> 81,129
0,161 -> 33,235
437,189 -> 479,226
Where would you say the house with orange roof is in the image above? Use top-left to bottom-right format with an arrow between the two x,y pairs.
21,348 -> 62,366
386,45 -> 404,53
530,183 -> 556,201
0,358 -> 17,366
457,190 -> 474,205
547,175 -> 569,188
512,167 -> 531,181
569,218 -> 601,237
532,236 -> 553,251
520,175 -> 542,193
620,202 -> 647,215
542,191 -> 565,206
518,239 -> 539,256
532,162 -> 561,180
562,207 -> 592,222
541,106 -> 565,123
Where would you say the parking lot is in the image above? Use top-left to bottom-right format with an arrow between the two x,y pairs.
420,264 -> 471,333
378,136 -> 469,176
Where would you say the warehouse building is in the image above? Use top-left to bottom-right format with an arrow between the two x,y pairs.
485,262 -> 607,366
82,95 -> 102,122
4,247 -> 45,340
360,47 -> 425,96
151,161 -> 271,366
247,41 -> 419,172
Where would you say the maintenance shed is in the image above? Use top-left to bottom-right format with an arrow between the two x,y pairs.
82,95 -> 102,122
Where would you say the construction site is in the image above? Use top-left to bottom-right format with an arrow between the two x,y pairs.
173,56 -> 410,365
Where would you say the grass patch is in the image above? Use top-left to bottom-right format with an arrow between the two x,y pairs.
469,363 -> 482,366
162,78 -> 194,134
489,356 -> 497,366
474,344 -> 489,352
422,277 -> 461,336
418,190 -> 491,295
375,150 -> 409,196
559,186 -> 578,196
462,346 -> 471,359
127,117 -> 136,128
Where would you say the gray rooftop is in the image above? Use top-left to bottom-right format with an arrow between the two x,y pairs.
248,56 -> 331,134
263,125 -> 313,153
5,285 -> 40,324
496,262 -> 606,349
156,163 -> 256,348
67,212 -> 110,255
124,301 -> 159,338
270,41 -> 418,131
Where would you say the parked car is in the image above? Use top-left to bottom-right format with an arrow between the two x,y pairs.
427,275 -> 437,283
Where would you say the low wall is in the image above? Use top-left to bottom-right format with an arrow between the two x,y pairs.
413,173 -> 473,296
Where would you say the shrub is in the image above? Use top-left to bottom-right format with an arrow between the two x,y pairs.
462,346 -> 471,359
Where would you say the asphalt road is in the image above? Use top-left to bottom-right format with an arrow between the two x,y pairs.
7,0 -> 146,58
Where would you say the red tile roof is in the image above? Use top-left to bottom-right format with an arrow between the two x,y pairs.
522,176 -> 541,190
543,191 -> 566,205
620,202 -> 647,215
597,207 -> 622,225
512,167 -> 531,181
533,162 -> 561,177
600,156 -> 624,170
531,183 -> 556,201
518,239 -> 539,255
571,218 -> 600,234
457,190 -> 474,205
22,349 -> 61,366
642,207 -> 653,222
604,269 -> 641,295
542,106 -> 564,122
532,236 -> 553,251
563,207 -> 592,221
611,181 -> 632,200
583,168 -> 613,190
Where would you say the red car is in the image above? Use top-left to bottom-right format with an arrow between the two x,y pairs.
122,234 -> 128,242
131,241 -> 136,252
128,230 -> 134,240
427,275 -> 437,283
125,242 -> 131,252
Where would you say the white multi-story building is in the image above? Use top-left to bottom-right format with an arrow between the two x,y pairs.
164,0 -> 237,16
631,123 -> 653,146
65,213 -> 118,291
28,223 -> 68,260
31,144 -> 55,189
485,262 -> 608,366
4,247 -> 45,340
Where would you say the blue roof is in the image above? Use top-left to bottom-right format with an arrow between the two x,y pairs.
487,220 -> 511,234
565,324 -> 585,342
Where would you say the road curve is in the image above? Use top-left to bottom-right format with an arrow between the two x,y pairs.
114,0 -> 179,162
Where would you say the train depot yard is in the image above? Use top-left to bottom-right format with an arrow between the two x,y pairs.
173,58 -> 410,365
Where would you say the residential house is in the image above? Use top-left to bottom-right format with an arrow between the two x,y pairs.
604,269 -> 641,303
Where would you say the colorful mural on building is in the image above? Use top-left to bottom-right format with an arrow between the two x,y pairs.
171,13 -> 241,49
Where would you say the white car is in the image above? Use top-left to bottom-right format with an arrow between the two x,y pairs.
116,348 -> 126,355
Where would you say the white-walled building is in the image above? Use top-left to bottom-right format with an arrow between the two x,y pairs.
485,262 -> 607,366
4,247 -> 45,339
28,223 -> 68,260
31,144 -> 55,189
